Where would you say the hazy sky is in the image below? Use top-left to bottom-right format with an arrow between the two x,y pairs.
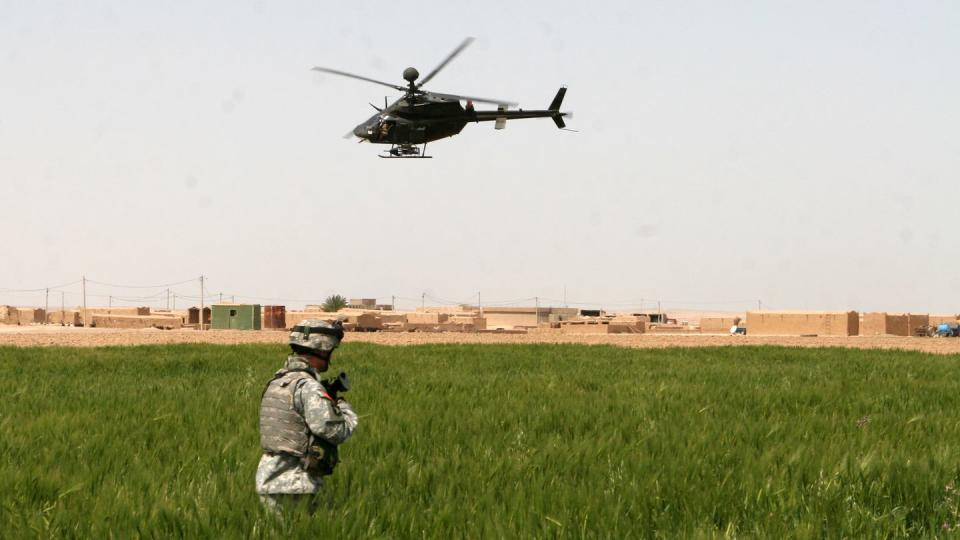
2,1 -> 958,313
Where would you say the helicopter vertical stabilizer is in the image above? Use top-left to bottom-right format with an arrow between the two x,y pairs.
549,87 -> 566,111
549,87 -> 567,129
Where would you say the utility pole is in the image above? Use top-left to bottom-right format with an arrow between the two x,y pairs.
657,300 -> 661,323
82,275 -> 88,327
535,296 -> 540,326
391,295 -> 395,311
421,292 -> 425,310
757,300 -> 761,312
199,275 -> 205,330
44,288 -> 49,325
478,291 -> 483,318
166,289 -> 170,310
60,291 -> 64,326
231,295 -> 235,303
109,295 -> 112,309
219,292 -> 223,303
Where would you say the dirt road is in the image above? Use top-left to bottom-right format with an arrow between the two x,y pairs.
2,326 -> 960,354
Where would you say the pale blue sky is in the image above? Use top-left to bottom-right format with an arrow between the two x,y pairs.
2,1 -> 958,313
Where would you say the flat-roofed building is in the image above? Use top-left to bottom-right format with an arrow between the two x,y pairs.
746,311 -> 859,336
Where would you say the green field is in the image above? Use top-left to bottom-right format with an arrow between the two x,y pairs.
3,343 -> 960,538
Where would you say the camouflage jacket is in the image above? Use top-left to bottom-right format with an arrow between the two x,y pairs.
255,355 -> 358,495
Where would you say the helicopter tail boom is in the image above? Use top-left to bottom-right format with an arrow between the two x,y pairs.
469,87 -> 570,128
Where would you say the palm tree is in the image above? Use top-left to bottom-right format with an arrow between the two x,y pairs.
321,294 -> 348,312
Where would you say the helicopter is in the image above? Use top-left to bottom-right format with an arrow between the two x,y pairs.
312,38 -> 570,158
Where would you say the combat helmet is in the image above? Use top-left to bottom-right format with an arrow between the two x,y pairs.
289,319 -> 344,353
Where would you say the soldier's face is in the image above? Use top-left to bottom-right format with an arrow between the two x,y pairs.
306,351 -> 331,372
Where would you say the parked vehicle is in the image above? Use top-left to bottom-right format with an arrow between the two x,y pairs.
935,323 -> 960,337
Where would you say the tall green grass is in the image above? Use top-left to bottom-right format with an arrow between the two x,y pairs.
2,344 -> 960,538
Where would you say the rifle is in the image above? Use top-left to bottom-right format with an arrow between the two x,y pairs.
307,371 -> 351,476
320,371 -> 350,401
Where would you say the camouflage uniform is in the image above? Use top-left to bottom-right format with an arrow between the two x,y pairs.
256,320 -> 358,514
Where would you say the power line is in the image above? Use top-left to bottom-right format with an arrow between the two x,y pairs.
0,279 -> 81,293
217,293 -> 333,304
85,277 -> 199,289
424,293 -> 477,306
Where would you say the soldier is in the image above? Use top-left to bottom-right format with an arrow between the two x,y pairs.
256,319 -> 358,514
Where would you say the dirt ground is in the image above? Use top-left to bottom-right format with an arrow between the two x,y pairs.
2,325 -> 960,354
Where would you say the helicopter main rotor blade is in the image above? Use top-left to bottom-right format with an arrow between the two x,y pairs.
312,67 -> 405,91
416,37 -> 475,87
429,91 -> 518,108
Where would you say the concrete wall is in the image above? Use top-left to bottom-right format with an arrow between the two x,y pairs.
647,324 -> 690,334
17,308 -> 45,324
930,314 -> 960,326
284,311 -> 341,329
699,317 -> 741,333
461,306 -> 574,328
745,311 -> 859,336
449,315 -> 487,330
84,307 -> 151,317
47,310 -> 82,325
906,314 -> 929,335
547,308 -> 579,323
0,305 -> 19,325
91,314 -> 182,329
407,312 -> 450,325
355,313 -> 383,330
560,321 -> 645,334
860,312 -> 909,336
484,312 -> 537,329
416,306 -> 472,314
0,306 -> 46,324
380,313 -> 407,324
151,310 -> 187,323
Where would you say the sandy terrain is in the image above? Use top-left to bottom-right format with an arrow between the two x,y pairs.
2,325 -> 960,354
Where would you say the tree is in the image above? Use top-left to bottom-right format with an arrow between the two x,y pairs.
321,294 -> 348,312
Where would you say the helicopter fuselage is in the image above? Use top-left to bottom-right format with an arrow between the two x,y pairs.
352,92 -> 566,146
353,96 -> 468,145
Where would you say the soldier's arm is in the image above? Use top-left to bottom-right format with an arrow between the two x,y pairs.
298,378 -> 357,445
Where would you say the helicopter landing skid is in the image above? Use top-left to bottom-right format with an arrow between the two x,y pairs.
379,143 -> 432,158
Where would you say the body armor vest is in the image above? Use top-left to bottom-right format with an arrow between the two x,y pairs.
259,369 -> 315,456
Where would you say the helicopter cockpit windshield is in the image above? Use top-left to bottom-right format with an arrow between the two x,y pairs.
354,115 -> 392,142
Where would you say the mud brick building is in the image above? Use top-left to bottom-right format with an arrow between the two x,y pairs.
746,311 -> 859,336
